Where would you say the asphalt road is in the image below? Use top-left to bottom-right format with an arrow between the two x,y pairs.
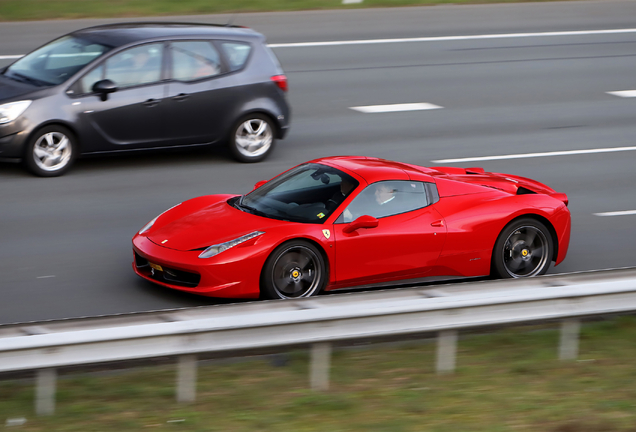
1,1 -> 635,324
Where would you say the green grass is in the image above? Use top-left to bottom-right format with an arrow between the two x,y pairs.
1,317 -> 636,431
0,0 -> 586,22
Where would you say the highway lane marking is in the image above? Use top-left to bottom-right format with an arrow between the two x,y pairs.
3,29 -> 636,58
594,210 -> 636,217
432,146 -> 636,163
350,102 -> 442,113
607,90 -> 636,97
36,275 -> 56,279
268,28 -> 636,48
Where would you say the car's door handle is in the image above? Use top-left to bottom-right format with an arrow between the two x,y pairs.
172,93 -> 190,101
142,98 -> 161,107
431,220 -> 445,227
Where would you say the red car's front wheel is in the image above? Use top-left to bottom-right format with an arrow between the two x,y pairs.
261,240 -> 327,299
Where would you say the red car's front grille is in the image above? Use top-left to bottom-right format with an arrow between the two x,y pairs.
134,252 -> 201,288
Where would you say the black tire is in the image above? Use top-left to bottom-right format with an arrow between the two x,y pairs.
492,218 -> 554,278
229,114 -> 275,163
261,240 -> 327,299
24,125 -> 77,177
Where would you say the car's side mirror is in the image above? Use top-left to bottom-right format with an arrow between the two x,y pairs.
343,215 -> 379,234
92,79 -> 117,101
253,180 -> 267,190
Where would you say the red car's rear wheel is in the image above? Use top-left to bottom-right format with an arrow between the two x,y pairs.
261,240 -> 326,299
492,218 -> 554,278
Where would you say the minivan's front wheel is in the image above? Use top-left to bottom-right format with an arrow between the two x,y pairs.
25,125 -> 76,177
229,114 -> 275,163
492,218 -> 554,278
261,241 -> 327,299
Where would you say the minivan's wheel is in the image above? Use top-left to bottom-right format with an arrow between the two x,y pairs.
25,125 -> 76,177
492,218 -> 554,278
229,114 -> 275,163
261,241 -> 327,299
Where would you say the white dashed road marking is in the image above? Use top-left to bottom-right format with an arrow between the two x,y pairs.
607,90 -> 636,98
268,28 -> 636,48
594,210 -> 636,217
4,28 -> 636,58
432,146 -> 636,164
350,103 -> 442,113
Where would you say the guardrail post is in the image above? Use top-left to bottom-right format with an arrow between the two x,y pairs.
35,368 -> 56,416
436,330 -> 458,374
559,319 -> 581,360
176,354 -> 197,403
310,342 -> 331,391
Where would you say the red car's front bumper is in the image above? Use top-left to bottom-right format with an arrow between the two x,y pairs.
132,235 -> 264,298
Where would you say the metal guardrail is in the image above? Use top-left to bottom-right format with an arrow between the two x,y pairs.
2,267 -> 636,415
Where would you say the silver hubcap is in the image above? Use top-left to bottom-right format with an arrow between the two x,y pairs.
235,119 -> 272,158
33,132 -> 72,172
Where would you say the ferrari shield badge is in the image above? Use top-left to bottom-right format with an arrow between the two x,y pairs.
322,229 -> 331,239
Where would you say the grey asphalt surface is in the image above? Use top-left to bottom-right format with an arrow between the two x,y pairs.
1,1 -> 635,324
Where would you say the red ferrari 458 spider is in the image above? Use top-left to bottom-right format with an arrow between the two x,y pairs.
132,156 -> 570,299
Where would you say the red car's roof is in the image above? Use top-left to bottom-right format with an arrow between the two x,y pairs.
311,156 -> 437,184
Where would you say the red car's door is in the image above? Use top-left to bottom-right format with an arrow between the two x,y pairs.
331,180 -> 447,288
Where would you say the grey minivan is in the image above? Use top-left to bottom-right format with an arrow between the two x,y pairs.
0,23 -> 290,176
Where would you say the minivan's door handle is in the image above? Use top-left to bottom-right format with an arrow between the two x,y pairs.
142,98 -> 161,107
172,93 -> 190,101
431,220 -> 445,227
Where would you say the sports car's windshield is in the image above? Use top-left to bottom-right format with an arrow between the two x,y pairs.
4,36 -> 111,86
237,163 -> 359,223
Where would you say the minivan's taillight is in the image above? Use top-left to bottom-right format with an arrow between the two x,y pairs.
271,75 -> 288,92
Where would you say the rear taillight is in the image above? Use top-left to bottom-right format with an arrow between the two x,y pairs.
271,75 -> 288,92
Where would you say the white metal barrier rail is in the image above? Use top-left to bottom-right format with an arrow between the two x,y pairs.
1,268 -> 636,415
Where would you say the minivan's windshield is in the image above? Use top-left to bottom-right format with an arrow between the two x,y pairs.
5,36 -> 111,86
236,163 -> 359,224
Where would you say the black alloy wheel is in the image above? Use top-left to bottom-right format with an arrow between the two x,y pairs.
492,218 -> 554,278
24,125 -> 77,177
261,241 -> 326,299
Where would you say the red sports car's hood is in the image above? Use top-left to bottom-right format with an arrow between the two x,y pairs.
147,197 -> 282,251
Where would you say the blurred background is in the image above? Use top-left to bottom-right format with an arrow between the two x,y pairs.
1,0 -> 635,429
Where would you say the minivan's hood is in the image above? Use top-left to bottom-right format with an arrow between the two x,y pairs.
147,198 -> 282,251
0,74 -> 37,101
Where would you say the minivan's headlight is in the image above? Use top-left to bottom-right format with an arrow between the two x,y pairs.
0,100 -> 31,125
198,231 -> 265,259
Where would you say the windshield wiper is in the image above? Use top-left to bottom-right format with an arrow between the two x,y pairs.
8,72 -> 50,87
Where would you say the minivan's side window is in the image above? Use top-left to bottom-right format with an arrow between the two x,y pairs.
338,181 -> 430,223
170,41 -> 221,81
221,42 -> 252,72
104,44 -> 163,89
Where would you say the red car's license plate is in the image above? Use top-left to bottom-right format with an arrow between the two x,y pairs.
149,262 -> 163,272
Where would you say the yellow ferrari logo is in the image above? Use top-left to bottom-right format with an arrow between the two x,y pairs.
522,249 -> 528,257
292,270 -> 300,278
322,229 -> 331,239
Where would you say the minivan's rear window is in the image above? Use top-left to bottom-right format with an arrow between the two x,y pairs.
220,42 -> 251,72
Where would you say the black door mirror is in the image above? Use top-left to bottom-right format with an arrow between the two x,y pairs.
92,79 -> 117,101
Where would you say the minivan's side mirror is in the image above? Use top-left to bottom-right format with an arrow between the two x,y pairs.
92,79 -> 117,101
253,180 -> 268,190
343,215 -> 379,234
